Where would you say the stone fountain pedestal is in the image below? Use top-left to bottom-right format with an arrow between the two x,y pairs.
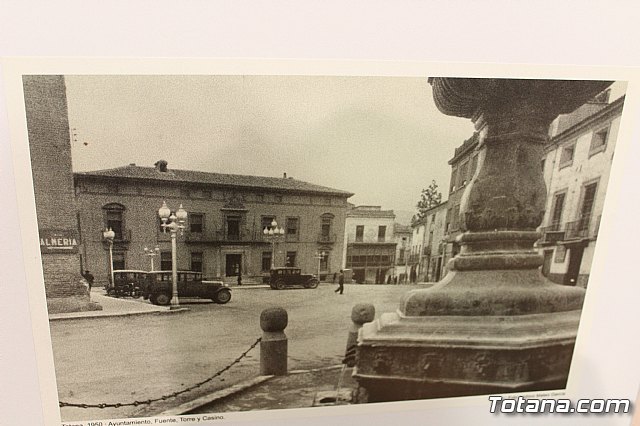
353,78 -> 611,402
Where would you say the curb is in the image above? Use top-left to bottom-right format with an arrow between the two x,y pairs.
158,375 -> 275,416
158,365 -> 344,416
49,307 -> 189,321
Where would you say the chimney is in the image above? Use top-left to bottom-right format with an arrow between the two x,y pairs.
154,160 -> 168,172
283,172 -> 287,179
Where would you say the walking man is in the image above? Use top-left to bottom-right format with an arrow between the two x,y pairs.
335,269 -> 345,295
82,270 -> 94,291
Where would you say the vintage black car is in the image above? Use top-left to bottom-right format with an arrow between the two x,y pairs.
107,270 -> 147,298
268,267 -> 319,290
143,271 -> 232,305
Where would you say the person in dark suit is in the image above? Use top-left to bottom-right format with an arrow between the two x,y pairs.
82,270 -> 94,291
335,269 -> 345,295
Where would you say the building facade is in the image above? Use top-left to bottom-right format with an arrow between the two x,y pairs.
441,132 -> 480,274
411,202 -> 449,282
75,162 -> 352,285
393,223 -> 412,283
343,206 -> 396,284
538,91 -> 625,288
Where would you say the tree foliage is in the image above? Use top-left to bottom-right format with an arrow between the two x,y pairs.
412,180 -> 442,224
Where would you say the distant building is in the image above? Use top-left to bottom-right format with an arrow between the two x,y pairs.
393,223 -> 412,283
538,91 -> 625,288
343,206 -> 397,284
442,132 -> 480,274
74,162 -> 353,285
411,202 -> 449,282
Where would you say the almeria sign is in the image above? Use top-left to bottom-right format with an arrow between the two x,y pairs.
39,229 -> 80,254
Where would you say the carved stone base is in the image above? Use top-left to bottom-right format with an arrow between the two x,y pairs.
354,255 -> 585,402
354,306 -> 581,402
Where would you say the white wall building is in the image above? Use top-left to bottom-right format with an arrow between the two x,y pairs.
538,84 -> 625,288
343,206 -> 397,284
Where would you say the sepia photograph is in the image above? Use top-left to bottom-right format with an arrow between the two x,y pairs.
9,67 -> 632,424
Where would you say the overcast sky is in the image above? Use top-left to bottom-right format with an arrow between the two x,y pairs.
65,75 -> 475,222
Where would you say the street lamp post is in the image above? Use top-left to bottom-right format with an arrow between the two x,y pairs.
102,228 -> 115,292
263,220 -> 285,268
144,245 -> 160,271
314,251 -> 326,281
158,201 -> 187,310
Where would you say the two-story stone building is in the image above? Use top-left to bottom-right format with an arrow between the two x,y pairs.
343,206 -> 397,284
74,161 -> 353,285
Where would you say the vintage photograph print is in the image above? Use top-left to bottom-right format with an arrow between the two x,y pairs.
21,74 -> 626,423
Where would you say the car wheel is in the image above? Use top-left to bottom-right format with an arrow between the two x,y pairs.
214,289 -> 232,304
306,279 -> 319,289
154,293 -> 171,306
275,279 -> 286,290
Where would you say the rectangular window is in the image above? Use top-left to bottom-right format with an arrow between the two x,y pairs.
261,216 -> 275,232
191,252 -> 203,272
355,225 -> 364,242
450,168 -> 457,193
286,217 -> 299,241
589,126 -> 609,156
160,252 -> 172,271
551,192 -> 566,229
398,248 -> 405,263
470,154 -> 478,177
226,216 -> 241,240
579,182 -> 598,232
378,226 -> 386,242
458,161 -> 469,187
321,215 -> 333,242
262,251 -> 272,271
106,210 -> 124,240
285,251 -> 296,267
112,252 -> 125,270
190,213 -> 204,233
559,144 -> 575,168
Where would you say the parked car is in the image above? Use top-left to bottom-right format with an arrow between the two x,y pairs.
108,270 -> 148,298
143,271 -> 232,305
268,267 -> 319,290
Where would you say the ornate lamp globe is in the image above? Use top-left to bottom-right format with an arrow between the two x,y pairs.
176,204 -> 188,224
103,228 -> 115,240
158,201 -> 171,222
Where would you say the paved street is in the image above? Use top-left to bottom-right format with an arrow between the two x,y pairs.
51,283 -> 427,421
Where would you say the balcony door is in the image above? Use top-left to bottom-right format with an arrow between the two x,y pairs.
226,216 -> 241,241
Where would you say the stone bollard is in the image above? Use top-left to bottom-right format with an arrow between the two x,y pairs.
260,307 -> 288,376
343,303 -> 375,367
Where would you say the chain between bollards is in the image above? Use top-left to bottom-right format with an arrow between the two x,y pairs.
59,337 -> 262,409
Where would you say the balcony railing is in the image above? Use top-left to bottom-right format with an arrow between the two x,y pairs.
317,233 -> 337,243
564,218 -> 590,240
541,215 -> 600,243
540,222 -> 565,243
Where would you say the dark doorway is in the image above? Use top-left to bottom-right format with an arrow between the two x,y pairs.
226,254 -> 241,277
353,269 -> 365,284
564,245 -> 584,286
